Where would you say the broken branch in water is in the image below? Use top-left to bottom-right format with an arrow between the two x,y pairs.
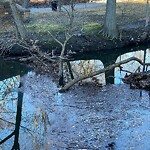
60,57 -> 150,92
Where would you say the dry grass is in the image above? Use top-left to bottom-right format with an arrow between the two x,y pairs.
125,0 -> 146,3
0,2 -> 148,34
116,2 -> 146,24
29,2 -> 146,28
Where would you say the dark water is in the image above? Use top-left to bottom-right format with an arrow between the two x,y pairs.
0,59 -> 28,81
0,48 -> 150,150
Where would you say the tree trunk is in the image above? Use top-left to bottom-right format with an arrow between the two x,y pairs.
145,0 -> 149,27
58,0 -> 62,11
103,0 -> 118,39
9,0 -> 27,40
23,0 -> 30,8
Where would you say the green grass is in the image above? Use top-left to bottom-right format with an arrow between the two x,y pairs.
82,23 -> 102,33
27,23 -> 64,33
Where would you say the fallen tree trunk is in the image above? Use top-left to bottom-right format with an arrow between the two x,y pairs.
60,57 -> 150,92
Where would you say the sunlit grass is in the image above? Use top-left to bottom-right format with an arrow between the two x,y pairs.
0,1 -> 148,34
27,23 -> 64,33
82,22 -> 102,33
29,2 -> 146,29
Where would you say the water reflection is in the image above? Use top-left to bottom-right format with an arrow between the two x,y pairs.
116,109 -> 150,150
0,60 -> 28,149
0,48 -> 150,149
64,49 -> 150,86
115,49 -> 150,84
0,73 -> 150,149
0,75 -> 20,100
64,59 -> 106,85
0,76 -> 23,150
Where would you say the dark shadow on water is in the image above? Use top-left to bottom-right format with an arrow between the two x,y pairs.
0,59 -> 29,81
0,92 -> 23,150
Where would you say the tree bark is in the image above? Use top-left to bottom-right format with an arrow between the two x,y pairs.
23,0 -> 30,8
58,0 -> 62,11
145,0 -> 149,27
9,0 -> 27,40
103,0 -> 118,39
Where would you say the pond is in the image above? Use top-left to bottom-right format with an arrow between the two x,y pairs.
0,47 -> 150,150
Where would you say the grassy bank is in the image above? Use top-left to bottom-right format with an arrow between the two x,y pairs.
0,2 -> 149,53
0,2 -> 147,34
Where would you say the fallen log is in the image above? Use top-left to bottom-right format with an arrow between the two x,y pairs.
59,57 -> 150,92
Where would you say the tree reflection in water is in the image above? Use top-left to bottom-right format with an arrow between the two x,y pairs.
115,49 -> 150,84
0,76 -> 23,150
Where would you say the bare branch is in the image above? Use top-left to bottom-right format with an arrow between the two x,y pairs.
0,117 -> 33,133
60,57 -> 150,92
48,31 -> 63,47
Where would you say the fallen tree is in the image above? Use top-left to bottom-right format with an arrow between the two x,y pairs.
8,40 -> 149,92
59,57 -> 150,92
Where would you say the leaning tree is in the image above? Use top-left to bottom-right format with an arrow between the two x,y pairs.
9,0 -> 28,40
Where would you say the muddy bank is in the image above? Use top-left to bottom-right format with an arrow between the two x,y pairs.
36,28 -> 150,53
1,72 -> 150,149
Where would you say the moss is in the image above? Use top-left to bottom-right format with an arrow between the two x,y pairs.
27,23 -> 64,33
82,23 -> 102,34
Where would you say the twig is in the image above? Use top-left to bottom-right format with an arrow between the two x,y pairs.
48,31 -> 63,47
15,43 -> 30,50
120,69 -> 132,74
19,56 -> 35,62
